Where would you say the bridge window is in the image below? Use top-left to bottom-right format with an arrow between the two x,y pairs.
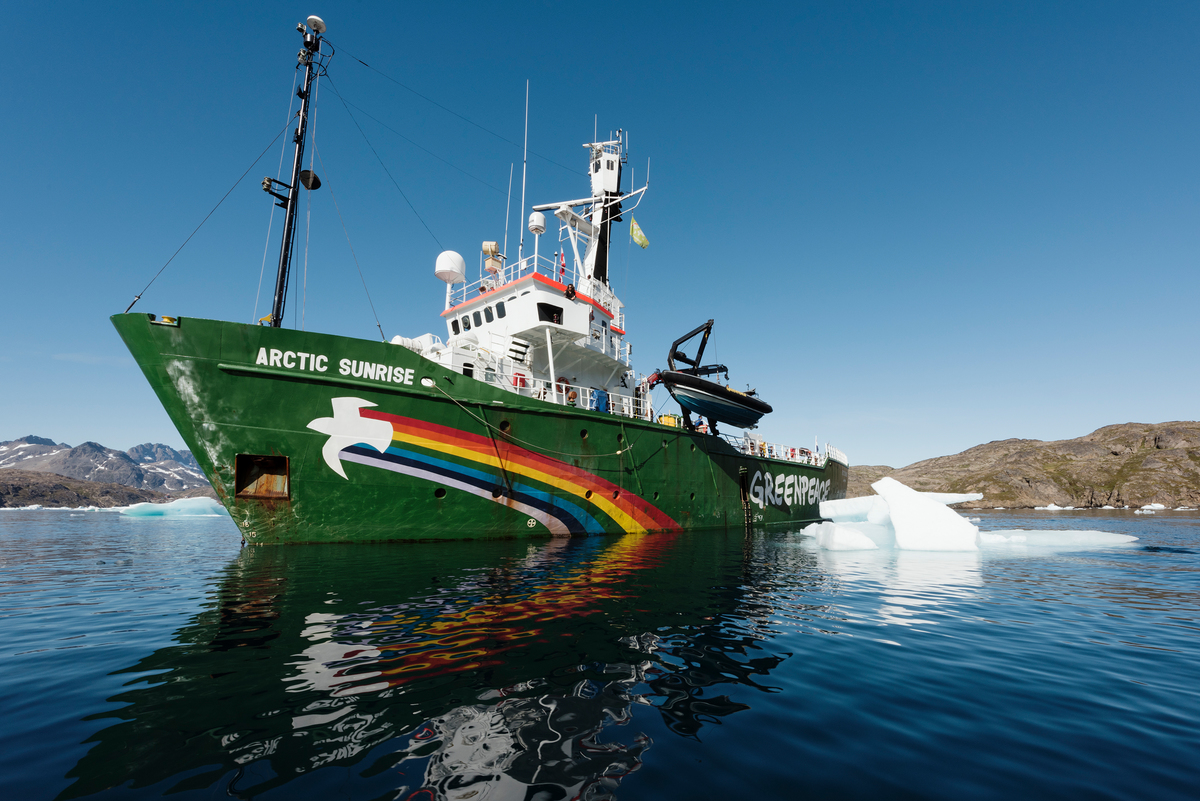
473,311 -> 482,327
484,306 -> 494,323
461,315 -> 471,331
451,319 -> 460,335
496,301 -> 506,318
537,303 -> 563,324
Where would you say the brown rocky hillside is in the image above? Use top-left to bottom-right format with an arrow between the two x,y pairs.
847,422 -> 1200,509
0,470 -> 216,508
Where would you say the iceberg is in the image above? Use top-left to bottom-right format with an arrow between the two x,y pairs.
872,477 -> 980,551
120,497 -> 228,517
820,490 -> 982,523
1141,503 -> 1166,510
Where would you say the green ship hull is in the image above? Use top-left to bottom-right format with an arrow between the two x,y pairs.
112,313 -> 847,544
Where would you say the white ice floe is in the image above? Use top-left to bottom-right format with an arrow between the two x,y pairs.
1134,509 -> 1155,515
120,497 -> 228,517
1101,505 -> 1115,510
980,530 -> 1137,547
1141,503 -> 1166,510
1034,503 -> 1074,511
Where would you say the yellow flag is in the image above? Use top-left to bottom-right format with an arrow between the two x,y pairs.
630,217 -> 649,249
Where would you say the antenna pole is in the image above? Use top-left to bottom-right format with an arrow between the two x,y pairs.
517,81 -> 529,265
502,163 -> 513,272
269,25 -> 321,328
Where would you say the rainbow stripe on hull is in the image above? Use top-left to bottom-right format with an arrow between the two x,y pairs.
346,409 -> 680,536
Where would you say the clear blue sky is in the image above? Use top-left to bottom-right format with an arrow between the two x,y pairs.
2,1 -> 1196,468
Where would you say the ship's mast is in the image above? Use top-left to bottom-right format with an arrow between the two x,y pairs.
264,16 -> 326,328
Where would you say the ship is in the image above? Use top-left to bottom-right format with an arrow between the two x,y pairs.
111,15 -> 848,544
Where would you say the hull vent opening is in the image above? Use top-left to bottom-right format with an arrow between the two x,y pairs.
235,455 -> 290,500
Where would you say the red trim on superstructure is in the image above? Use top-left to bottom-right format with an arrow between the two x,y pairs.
441,273 -> 614,320
610,326 -> 625,335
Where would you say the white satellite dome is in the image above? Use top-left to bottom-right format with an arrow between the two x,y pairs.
528,211 -> 546,235
434,250 -> 466,284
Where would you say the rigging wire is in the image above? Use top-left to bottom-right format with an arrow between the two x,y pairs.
123,115 -> 296,314
424,379 -> 633,459
313,144 -> 387,342
334,93 -> 506,195
253,70 -> 300,324
326,74 -> 444,251
324,39 -> 584,177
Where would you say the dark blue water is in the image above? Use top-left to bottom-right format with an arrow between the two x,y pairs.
1,508 -> 1197,800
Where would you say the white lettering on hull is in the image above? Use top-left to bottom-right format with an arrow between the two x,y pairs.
252,348 -> 410,385
748,470 -> 830,511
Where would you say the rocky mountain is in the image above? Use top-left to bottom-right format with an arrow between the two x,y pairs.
0,435 -> 209,492
847,421 -> 1200,509
0,469 -> 212,508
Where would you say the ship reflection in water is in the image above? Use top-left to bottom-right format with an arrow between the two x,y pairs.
62,532 -> 802,799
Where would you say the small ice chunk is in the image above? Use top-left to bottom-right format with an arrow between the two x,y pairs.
1035,503 -> 1065,511
808,521 -> 880,551
1141,503 -> 1166,510
1134,509 -> 1155,515
871,477 -> 979,551
920,492 -> 984,505
121,497 -> 228,517
1101,505 -> 1115,510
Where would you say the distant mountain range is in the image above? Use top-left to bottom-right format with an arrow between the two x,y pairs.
849,421 -> 1200,508
0,435 -> 209,492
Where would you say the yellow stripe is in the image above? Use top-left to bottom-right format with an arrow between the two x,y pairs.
391,430 -> 647,533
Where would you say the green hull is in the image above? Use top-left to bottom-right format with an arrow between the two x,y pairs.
112,313 -> 847,543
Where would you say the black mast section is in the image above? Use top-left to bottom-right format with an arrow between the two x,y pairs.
268,24 -> 323,328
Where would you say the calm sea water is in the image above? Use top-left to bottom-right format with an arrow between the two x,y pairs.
1,509 -> 1197,800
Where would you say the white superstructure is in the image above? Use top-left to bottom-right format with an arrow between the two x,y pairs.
397,131 -> 652,419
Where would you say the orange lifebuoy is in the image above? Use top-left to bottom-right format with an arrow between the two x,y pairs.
555,376 -> 570,395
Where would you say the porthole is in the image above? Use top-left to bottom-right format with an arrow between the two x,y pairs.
653,491 -> 659,501
434,488 -> 447,499
580,429 -> 589,440
662,441 -> 668,449
499,420 -> 511,433
585,490 -> 593,500
616,433 -> 624,444
690,492 -> 696,501
612,490 -> 620,500
492,487 -> 503,498
461,316 -> 471,331
690,443 -> 696,452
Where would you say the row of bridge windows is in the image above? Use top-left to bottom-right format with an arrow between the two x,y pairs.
451,301 -> 506,335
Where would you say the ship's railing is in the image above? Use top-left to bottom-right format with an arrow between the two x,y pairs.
468,353 -> 651,420
450,252 -> 619,317
518,378 -> 653,421
825,445 -> 848,466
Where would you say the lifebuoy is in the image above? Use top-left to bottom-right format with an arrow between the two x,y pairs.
565,284 -> 577,300
555,376 -> 571,395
